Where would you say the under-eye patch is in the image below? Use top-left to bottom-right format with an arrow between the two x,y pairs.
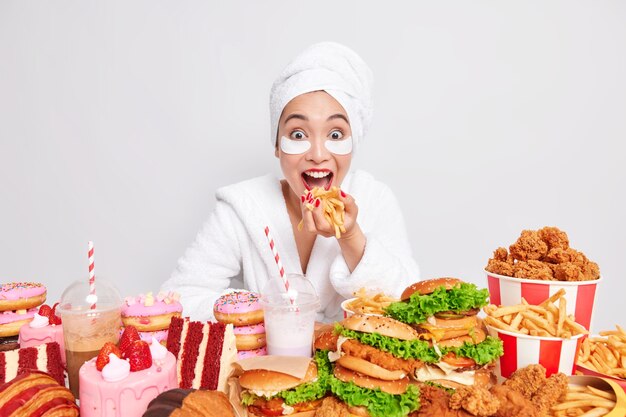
280,136 -> 311,154
325,136 -> 353,155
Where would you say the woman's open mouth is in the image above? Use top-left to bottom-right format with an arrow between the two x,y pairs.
301,170 -> 334,191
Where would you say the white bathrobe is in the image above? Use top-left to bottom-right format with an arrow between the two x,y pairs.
161,170 -> 419,322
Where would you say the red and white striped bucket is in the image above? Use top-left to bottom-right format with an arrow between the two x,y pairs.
487,326 -> 585,378
485,270 -> 601,330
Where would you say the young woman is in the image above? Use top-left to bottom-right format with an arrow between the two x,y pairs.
162,42 -> 419,322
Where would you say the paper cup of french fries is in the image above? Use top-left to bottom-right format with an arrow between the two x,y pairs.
484,290 -> 589,378
576,325 -> 626,392
485,270 -> 602,330
341,288 -> 398,318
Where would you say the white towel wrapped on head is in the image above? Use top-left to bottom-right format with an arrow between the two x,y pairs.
269,41 -> 374,150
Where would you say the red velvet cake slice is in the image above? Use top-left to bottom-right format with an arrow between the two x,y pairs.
0,342 -> 64,385
166,317 -> 236,391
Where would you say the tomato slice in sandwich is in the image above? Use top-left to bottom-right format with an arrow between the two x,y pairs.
441,352 -> 476,368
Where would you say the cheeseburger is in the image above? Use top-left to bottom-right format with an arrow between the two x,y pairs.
239,358 -> 327,416
384,278 -> 503,388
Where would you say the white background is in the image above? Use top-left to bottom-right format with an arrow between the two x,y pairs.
1,1 -> 624,331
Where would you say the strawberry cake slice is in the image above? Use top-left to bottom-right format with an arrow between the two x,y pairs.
79,326 -> 177,417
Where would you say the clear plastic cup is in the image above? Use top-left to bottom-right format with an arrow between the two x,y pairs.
261,274 -> 320,357
57,278 -> 122,398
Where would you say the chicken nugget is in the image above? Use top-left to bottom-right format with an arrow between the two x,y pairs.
503,364 -> 546,399
486,258 -> 514,277
531,372 -> 568,416
513,260 -> 554,281
555,262 -> 585,281
538,226 -> 569,250
450,386 -> 500,417
509,230 -> 548,261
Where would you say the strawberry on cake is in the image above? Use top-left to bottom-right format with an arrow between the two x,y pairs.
18,303 -> 65,366
79,326 -> 178,417
122,291 -> 182,345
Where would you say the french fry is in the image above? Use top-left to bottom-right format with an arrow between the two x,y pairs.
345,288 -> 398,316
298,186 -> 347,238
484,292 -> 588,339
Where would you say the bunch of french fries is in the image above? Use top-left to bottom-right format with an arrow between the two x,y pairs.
549,384 -> 617,417
578,325 -> 626,379
297,187 -> 346,238
345,288 -> 398,315
483,289 -> 588,338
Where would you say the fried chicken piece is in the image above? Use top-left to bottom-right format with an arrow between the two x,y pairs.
531,373 -> 568,416
503,364 -> 546,399
509,230 -> 549,261
449,386 -> 500,417
490,385 -> 539,417
544,247 -> 587,264
315,396 -> 350,417
537,226 -> 569,250
411,385 -> 475,417
554,262 -> 586,281
486,258 -> 514,276
581,260 -> 600,280
341,339 -> 423,374
513,260 -> 554,281
493,247 -> 509,262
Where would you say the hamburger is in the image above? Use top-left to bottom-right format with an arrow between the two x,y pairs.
239,352 -> 330,416
383,278 -> 503,388
315,315 -> 421,417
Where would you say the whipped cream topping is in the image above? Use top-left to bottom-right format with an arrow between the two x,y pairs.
149,336 -> 167,360
29,313 -> 49,328
102,354 -> 130,382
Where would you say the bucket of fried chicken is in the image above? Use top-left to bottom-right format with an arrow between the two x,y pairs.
484,226 -> 601,330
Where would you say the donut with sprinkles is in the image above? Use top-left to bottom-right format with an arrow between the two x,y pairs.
213,290 -> 264,326
0,282 -> 47,312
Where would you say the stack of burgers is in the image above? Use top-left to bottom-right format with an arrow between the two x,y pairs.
238,278 -> 503,417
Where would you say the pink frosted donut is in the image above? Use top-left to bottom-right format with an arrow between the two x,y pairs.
121,291 -> 182,332
237,346 -> 267,360
0,283 -> 47,311
213,291 -> 264,326
0,308 -> 37,337
234,323 -> 266,350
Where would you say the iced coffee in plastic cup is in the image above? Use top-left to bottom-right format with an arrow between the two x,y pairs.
261,274 -> 320,357
57,279 -> 122,398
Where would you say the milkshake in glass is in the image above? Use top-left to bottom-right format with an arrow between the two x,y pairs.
57,279 -> 122,398
261,274 -> 319,357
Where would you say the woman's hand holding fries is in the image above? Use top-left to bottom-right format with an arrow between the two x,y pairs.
578,325 -> 626,379
483,289 -> 589,338
298,186 -> 355,239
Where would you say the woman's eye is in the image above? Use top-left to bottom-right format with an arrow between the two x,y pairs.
329,130 -> 343,140
290,131 -> 306,140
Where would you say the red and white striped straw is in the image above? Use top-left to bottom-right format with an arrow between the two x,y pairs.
264,226 -> 294,304
88,241 -> 96,309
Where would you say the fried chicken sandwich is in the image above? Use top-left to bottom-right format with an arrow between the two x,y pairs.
384,278 -> 503,388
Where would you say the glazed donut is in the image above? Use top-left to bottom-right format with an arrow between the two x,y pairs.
213,291 -> 264,326
237,345 -> 267,360
121,291 -> 183,332
0,308 -> 37,337
0,282 -> 46,311
234,323 -> 266,351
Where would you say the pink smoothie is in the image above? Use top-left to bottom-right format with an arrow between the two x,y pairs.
19,323 -> 65,366
79,351 -> 178,417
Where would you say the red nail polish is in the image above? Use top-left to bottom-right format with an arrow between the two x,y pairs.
341,190 -> 346,198
315,198 -> 320,208
301,195 -> 305,203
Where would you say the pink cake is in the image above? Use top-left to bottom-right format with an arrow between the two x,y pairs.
18,315 -> 65,366
79,341 -> 178,417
